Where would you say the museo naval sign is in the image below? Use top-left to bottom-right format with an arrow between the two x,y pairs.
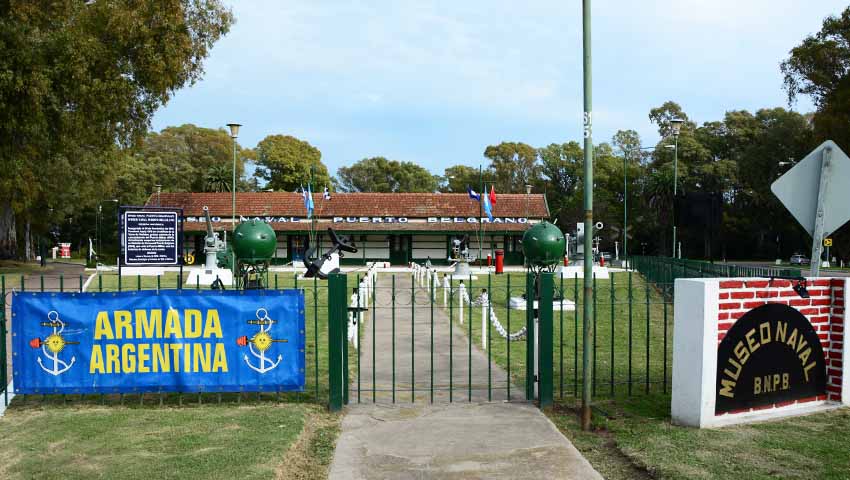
715,303 -> 827,413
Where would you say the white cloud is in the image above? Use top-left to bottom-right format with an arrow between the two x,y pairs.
154,0 -> 845,172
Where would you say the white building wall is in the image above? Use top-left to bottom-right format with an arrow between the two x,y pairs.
412,235 -> 446,259
362,235 -> 390,259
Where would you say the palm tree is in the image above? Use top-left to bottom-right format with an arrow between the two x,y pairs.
204,165 -> 231,192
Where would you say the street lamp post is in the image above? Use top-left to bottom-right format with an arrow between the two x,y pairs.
623,153 -> 627,265
97,199 -> 118,265
622,145 -> 669,266
96,205 -> 100,263
227,123 -> 241,231
670,118 -> 684,258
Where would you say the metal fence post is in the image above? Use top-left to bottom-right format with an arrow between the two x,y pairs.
538,272 -> 554,407
525,272 -> 535,401
328,272 -> 347,411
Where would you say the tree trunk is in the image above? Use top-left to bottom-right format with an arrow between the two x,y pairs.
0,201 -> 17,259
24,219 -> 32,261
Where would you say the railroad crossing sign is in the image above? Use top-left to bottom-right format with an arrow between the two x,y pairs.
771,140 -> 850,276
824,238 -> 833,248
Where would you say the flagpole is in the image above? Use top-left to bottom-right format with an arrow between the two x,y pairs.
478,166 -> 483,267
310,164 -> 316,251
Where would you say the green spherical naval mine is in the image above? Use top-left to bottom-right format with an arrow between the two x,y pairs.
521,222 -> 565,267
232,220 -> 277,262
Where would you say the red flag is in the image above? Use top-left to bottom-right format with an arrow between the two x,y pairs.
489,186 -> 497,205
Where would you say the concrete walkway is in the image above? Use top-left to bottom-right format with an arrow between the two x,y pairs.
331,274 -> 602,479
330,403 -> 602,479
350,273 -> 512,403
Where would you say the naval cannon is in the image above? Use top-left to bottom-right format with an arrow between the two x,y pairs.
185,206 -> 234,287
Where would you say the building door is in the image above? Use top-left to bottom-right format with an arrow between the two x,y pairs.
288,235 -> 309,263
389,235 -> 410,264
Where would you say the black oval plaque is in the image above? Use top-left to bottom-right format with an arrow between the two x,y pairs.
715,303 -> 827,413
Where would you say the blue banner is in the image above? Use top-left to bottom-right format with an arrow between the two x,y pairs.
12,290 -> 305,394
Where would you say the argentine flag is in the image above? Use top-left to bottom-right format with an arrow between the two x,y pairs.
306,185 -> 315,217
482,186 -> 494,221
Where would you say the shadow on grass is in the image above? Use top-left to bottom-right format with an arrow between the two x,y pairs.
548,394 -> 850,480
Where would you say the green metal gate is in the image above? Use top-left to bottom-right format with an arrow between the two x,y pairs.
326,271 -> 554,411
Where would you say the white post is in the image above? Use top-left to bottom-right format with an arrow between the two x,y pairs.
481,293 -> 488,349
348,292 -> 359,349
432,271 -> 438,300
443,276 -> 448,307
358,287 -> 364,328
458,283 -> 465,324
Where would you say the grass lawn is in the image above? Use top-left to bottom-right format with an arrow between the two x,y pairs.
435,271 -> 674,400
0,402 -> 341,480
546,395 -> 850,480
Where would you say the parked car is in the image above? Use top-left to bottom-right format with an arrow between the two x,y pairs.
790,254 -> 810,265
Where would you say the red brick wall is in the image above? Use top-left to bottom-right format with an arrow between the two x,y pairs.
716,278 -> 844,414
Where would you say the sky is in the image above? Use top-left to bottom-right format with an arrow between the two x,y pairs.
152,0 -> 846,177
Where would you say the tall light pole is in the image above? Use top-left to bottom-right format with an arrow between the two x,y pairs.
623,152 -> 627,265
525,184 -> 532,223
580,0 -> 594,431
670,118 -> 683,258
98,199 -> 118,264
624,145 -> 672,263
227,123 -> 241,231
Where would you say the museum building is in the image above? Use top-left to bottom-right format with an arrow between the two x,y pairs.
148,192 -> 550,266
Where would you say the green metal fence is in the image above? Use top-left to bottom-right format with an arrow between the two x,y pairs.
631,256 -> 801,291
2,268 -> 681,410
334,269 -> 673,405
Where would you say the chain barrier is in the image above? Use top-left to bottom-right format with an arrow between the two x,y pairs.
411,263 -> 526,342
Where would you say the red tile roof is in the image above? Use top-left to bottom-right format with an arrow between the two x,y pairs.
146,192 -> 549,218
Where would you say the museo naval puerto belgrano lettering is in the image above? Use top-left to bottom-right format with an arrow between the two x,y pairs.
715,303 -> 826,413
12,290 -> 305,394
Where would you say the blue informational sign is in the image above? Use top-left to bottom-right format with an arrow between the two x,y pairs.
12,290 -> 305,394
